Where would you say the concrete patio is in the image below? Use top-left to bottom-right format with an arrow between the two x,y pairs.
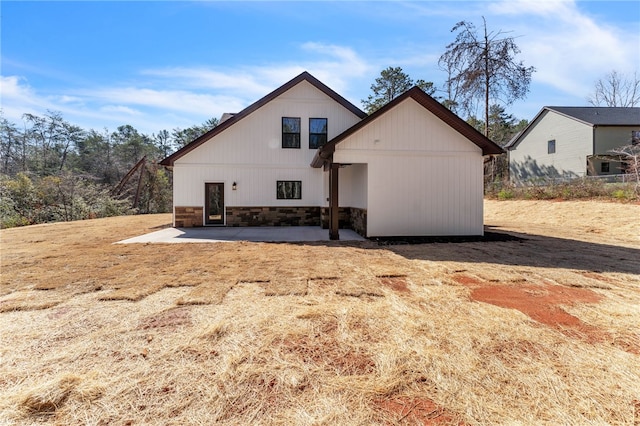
116,226 -> 366,244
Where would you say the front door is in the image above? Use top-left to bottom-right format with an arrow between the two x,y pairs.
205,183 -> 224,225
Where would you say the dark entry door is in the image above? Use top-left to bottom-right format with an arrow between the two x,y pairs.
205,183 -> 224,225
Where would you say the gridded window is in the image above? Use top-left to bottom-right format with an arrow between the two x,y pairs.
548,139 -> 556,154
309,118 -> 328,149
601,162 -> 610,173
282,117 -> 301,148
277,181 -> 301,199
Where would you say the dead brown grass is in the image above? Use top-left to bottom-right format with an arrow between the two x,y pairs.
1,200 -> 639,425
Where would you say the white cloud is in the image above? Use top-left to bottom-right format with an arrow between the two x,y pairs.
143,42 -> 371,97
1,75 -> 56,122
488,0 -> 576,17
136,42 -> 374,113
487,0 -> 640,101
85,87 -> 245,116
141,68 -> 273,97
100,105 -> 142,116
58,95 -> 84,104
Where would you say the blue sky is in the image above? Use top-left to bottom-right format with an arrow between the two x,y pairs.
2,1 -> 639,135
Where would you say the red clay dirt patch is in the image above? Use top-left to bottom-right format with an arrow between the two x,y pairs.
376,397 -> 466,425
138,307 -> 192,330
453,275 -> 640,353
280,318 -> 376,376
282,335 -> 376,375
379,276 -> 410,293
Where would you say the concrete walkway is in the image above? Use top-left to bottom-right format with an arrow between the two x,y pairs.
116,226 -> 366,244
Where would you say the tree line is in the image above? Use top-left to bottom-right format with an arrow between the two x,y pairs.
0,112 -> 217,228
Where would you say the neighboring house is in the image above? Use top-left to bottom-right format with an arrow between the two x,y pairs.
160,72 -> 502,239
506,106 -> 640,183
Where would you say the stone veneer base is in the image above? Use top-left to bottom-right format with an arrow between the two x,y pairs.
225,206 -> 321,227
173,205 -> 368,237
174,206 -> 203,227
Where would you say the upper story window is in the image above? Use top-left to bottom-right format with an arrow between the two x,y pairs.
282,117 -> 300,148
548,139 -> 556,154
309,118 -> 328,149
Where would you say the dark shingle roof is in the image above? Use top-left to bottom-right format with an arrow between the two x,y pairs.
547,107 -> 640,126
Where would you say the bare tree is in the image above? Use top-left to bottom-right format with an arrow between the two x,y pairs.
439,17 -> 535,137
588,70 -> 640,107
609,143 -> 640,194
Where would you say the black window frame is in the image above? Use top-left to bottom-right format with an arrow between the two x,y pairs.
600,161 -> 610,173
276,180 -> 302,200
309,118 -> 328,149
548,139 -> 556,154
282,117 -> 301,149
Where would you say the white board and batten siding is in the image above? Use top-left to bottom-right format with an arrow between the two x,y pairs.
173,80 -> 363,209
333,98 -> 485,237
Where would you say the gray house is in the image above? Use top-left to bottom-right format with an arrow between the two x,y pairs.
507,107 -> 640,183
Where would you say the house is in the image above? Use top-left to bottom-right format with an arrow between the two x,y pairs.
506,107 -> 640,183
160,71 -> 502,239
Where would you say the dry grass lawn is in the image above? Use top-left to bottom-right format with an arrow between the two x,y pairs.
1,200 -> 639,425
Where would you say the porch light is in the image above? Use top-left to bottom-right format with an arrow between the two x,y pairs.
232,182 -> 237,190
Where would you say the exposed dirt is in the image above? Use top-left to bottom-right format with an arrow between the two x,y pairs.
137,307 -> 192,330
379,276 -> 410,293
454,274 -> 639,354
376,397 -> 466,425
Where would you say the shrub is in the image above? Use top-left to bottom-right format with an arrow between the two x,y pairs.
486,178 -> 638,202
497,188 -> 514,200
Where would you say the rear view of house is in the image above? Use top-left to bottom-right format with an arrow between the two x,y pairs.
507,107 -> 640,183
160,72 -> 502,238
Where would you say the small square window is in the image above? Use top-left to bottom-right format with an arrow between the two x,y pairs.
309,118 -> 328,149
282,117 -> 300,148
277,181 -> 301,199
601,162 -> 610,173
548,139 -> 556,154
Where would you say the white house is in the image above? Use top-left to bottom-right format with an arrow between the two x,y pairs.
160,72 -> 502,239
507,106 -> 640,183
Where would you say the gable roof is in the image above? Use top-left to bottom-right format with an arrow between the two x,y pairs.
506,106 -> 640,149
160,71 -> 367,167
311,86 -> 503,168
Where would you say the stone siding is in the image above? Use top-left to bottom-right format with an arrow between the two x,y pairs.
226,206 -> 321,227
349,207 -> 367,237
173,205 -> 367,234
320,207 -> 352,229
174,206 -> 203,227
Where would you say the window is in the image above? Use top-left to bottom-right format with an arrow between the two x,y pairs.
601,162 -> 610,173
632,130 -> 640,146
277,181 -> 301,199
548,139 -> 556,154
282,117 -> 301,148
309,118 -> 328,149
